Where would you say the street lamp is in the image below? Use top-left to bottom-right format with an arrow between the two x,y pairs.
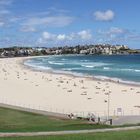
105,92 -> 110,120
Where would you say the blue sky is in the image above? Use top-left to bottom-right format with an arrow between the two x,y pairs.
0,0 -> 140,48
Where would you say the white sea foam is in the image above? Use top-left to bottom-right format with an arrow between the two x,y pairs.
52,69 -> 84,77
135,69 -> 140,72
62,67 -> 85,71
81,65 -> 94,68
62,68 -> 73,71
48,61 -> 64,65
101,67 -> 140,73
95,76 -> 121,82
80,60 -> 89,62
94,75 -> 140,85
24,62 -> 51,70
118,80 -> 140,85
112,68 -> 140,72
61,58 -> 67,61
81,62 -> 110,68
103,67 -> 110,70
35,66 -> 51,70
120,68 -> 136,72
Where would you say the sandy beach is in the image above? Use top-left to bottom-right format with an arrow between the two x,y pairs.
0,57 -> 140,117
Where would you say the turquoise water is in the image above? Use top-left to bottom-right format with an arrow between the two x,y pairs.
25,55 -> 140,85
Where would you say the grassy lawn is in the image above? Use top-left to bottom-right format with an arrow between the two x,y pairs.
0,107 -> 111,132
0,130 -> 140,140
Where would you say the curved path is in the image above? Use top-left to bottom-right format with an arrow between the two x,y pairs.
0,126 -> 140,137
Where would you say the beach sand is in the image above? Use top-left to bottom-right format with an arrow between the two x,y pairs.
0,57 -> 140,117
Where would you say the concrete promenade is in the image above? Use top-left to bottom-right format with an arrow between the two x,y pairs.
0,126 -> 140,137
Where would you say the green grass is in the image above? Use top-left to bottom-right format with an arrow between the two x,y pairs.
0,130 -> 140,140
0,107 -> 111,132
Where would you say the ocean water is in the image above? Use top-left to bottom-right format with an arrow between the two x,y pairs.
24,55 -> 140,85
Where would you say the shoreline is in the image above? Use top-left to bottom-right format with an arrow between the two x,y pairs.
0,56 -> 140,117
23,56 -> 140,87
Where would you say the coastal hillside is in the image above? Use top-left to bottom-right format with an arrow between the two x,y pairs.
0,45 -> 139,57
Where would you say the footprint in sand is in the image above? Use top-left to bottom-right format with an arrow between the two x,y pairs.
73,83 -> 77,86
59,80 -> 64,83
24,79 -> 28,80
67,90 -> 72,92
122,90 -> 127,92
96,87 -> 101,90
81,93 -> 87,95
81,86 -> 87,89
130,88 -> 134,90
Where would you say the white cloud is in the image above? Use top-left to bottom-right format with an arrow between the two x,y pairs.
43,32 -> 56,41
96,27 -> 132,43
20,26 -> 36,32
0,21 -> 5,27
39,32 -> 67,43
98,27 -> 127,36
0,10 -> 11,27
78,30 -> 92,40
67,33 -> 75,40
57,34 -> 67,41
94,10 -> 115,21
23,16 -> 74,27
108,27 -> 126,34
37,38 -> 44,44
0,0 -> 12,27
0,9 -> 10,14
0,37 -> 10,43
0,0 -> 13,5
37,30 -> 93,45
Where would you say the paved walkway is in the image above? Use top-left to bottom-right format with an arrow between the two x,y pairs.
112,116 -> 140,125
0,126 -> 140,137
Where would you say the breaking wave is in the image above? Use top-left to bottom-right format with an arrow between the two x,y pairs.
24,54 -> 140,85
